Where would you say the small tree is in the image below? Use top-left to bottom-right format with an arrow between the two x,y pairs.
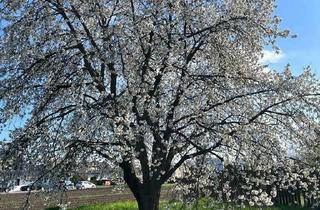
1,1 -> 320,209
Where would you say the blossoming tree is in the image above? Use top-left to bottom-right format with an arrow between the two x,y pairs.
1,0 -> 320,209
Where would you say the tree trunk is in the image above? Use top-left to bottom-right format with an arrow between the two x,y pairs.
120,161 -> 162,210
136,184 -> 161,210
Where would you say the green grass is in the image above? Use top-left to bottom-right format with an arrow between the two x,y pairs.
46,199 -> 310,210
70,201 -> 138,210
45,207 -> 60,210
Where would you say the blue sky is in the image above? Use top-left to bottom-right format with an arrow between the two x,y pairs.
267,0 -> 320,75
0,0 -> 320,141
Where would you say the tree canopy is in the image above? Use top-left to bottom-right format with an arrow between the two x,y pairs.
1,1 -> 320,209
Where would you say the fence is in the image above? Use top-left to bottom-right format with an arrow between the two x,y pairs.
275,190 -> 319,208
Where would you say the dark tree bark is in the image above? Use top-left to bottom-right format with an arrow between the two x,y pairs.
120,161 -> 162,210
136,183 -> 161,210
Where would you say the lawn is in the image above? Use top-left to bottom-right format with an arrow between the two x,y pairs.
46,199 -> 310,210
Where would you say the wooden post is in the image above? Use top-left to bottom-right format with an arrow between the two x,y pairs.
299,192 -> 305,207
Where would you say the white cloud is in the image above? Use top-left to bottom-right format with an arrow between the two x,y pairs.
259,50 -> 285,64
